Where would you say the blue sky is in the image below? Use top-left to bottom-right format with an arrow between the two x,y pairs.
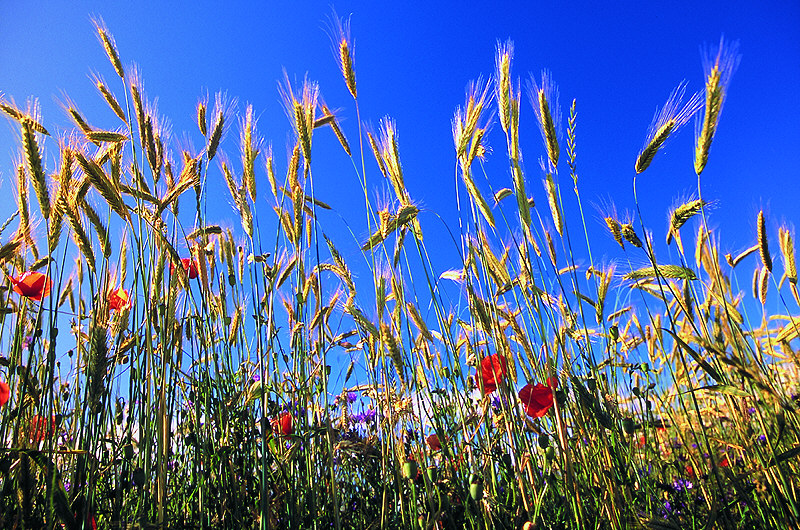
1,1 -> 798,320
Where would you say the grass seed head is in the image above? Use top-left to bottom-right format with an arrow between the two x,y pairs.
327,9 -> 357,99
694,37 -> 740,175
92,73 -> 127,123
92,16 -> 125,79
621,223 -> 643,248
279,72 -> 318,165
635,82 -> 702,173
494,39 -> 514,134
528,70 -> 561,169
757,210 -> 772,272
779,227 -> 797,284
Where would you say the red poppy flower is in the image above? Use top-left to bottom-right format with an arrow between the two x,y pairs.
426,433 -> 442,451
479,354 -> 508,394
273,412 -> 293,436
108,287 -> 132,311
29,415 -> 56,443
170,258 -> 198,279
0,381 -> 9,407
518,382 -> 554,418
9,271 -> 52,301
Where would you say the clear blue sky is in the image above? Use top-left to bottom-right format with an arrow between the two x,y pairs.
1,0 -> 798,307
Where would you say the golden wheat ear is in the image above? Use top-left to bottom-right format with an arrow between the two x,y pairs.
635,82 -> 703,174
694,37 -> 740,176
326,9 -> 357,100
527,70 -> 561,170
757,210 -> 772,273
494,39 -> 514,135
91,16 -> 125,79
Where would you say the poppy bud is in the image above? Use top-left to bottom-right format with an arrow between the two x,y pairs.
402,459 -> 417,480
622,418 -> 635,435
538,433 -> 550,449
426,465 -> 438,483
469,476 -> 484,501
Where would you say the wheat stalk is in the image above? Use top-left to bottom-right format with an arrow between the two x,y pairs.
494,39 -> 513,135
196,96 -> 207,136
667,198 -> 709,252
635,82 -> 702,173
328,10 -> 357,99
528,70 -> 561,169
778,227 -> 797,284
240,104 -> 259,202
694,37 -> 740,175
74,151 -> 129,221
207,91 -> 233,162
624,265 -> 696,281
280,73 -> 317,164
81,198 -> 111,258
20,117 -> 51,220
92,73 -> 127,122
319,100 -> 351,156
757,210 -> 772,273
621,223 -> 643,248
92,17 -> 125,79
544,172 -> 562,236
65,203 -> 96,273
758,265 -> 769,304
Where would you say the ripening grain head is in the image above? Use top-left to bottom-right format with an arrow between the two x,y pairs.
326,9 -> 357,99
494,39 -> 514,134
635,82 -> 703,173
279,72 -> 318,164
91,16 -> 125,79
527,70 -> 561,169
694,37 -> 740,176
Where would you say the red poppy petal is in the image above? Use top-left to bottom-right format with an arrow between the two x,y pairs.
519,383 -> 554,418
426,434 -> 441,451
479,354 -> 507,394
274,412 -> 293,436
0,381 -> 9,407
11,272 -> 51,301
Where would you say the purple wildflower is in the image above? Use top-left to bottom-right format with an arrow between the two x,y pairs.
673,478 -> 693,492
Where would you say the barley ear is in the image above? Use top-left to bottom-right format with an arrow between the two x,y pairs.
75,152 -> 128,221
65,203 -> 96,273
621,223 -> 643,248
93,74 -> 127,123
758,265 -> 769,304
605,217 -> 625,249
241,104 -> 259,202
494,40 -> 513,134
528,71 -> 561,169
196,98 -> 207,137
21,117 -> 51,220
779,227 -> 796,284
694,38 -> 740,176
757,210 -> 772,272
92,17 -> 125,79
544,173 -> 562,236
